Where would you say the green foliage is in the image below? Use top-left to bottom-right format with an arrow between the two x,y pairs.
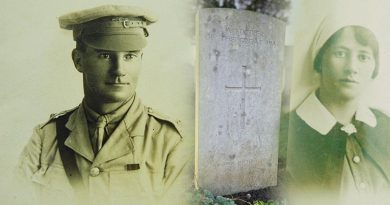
253,200 -> 279,205
198,0 -> 291,22
193,188 -> 282,205
193,189 -> 236,205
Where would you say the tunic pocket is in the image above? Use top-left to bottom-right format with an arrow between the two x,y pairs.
32,164 -> 72,192
31,165 -> 75,204
109,169 -> 153,204
109,169 -> 147,195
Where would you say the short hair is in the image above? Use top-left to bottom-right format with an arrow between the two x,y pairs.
313,25 -> 379,78
75,40 -> 87,52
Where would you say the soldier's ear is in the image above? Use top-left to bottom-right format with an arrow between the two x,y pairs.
72,49 -> 83,72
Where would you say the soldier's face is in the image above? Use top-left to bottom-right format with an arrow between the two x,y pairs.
320,28 -> 375,101
76,45 -> 142,103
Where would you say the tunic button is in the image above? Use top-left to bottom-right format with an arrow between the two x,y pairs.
352,155 -> 361,164
90,167 -> 100,177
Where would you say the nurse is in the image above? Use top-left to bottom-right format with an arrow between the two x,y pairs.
282,17 -> 390,204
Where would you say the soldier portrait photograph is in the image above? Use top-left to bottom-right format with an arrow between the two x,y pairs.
0,1 -> 195,205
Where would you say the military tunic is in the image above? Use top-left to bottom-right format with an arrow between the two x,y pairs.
17,95 -> 191,205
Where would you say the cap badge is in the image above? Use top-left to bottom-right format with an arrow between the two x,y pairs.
112,17 -> 131,28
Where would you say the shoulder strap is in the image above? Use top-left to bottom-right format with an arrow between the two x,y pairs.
56,112 -> 86,194
146,107 -> 184,138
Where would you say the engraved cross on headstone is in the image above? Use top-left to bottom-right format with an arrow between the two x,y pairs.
225,65 -> 261,129
198,9 -> 284,195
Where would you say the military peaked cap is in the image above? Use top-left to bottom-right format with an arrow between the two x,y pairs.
59,5 -> 158,51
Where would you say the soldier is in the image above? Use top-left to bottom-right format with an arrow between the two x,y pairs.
17,5 -> 192,205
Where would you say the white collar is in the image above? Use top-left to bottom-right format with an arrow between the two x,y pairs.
296,91 -> 377,135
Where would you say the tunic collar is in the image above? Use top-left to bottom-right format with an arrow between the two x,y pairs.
64,93 -> 148,163
83,95 -> 135,125
296,91 -> 377,135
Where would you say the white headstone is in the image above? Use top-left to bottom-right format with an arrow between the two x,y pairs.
196,8 -> 286,195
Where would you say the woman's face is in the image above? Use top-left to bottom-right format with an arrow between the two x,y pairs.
320,27 -> 376,101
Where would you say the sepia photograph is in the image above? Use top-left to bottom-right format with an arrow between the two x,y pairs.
0,1 -> 195,205
281,0 -> 390,205
2,0 -> 390,205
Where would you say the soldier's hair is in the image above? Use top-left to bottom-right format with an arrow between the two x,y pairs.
75,40 -> 87,52
314,25 -> 379,79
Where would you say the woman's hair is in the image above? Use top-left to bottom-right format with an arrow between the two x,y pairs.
313,25 -> 379,78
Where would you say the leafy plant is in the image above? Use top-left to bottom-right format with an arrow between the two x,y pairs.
198,0 -> 291,22
193,189 -> 236,205
253,200 -> 280,205
192,188 -> 284,205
